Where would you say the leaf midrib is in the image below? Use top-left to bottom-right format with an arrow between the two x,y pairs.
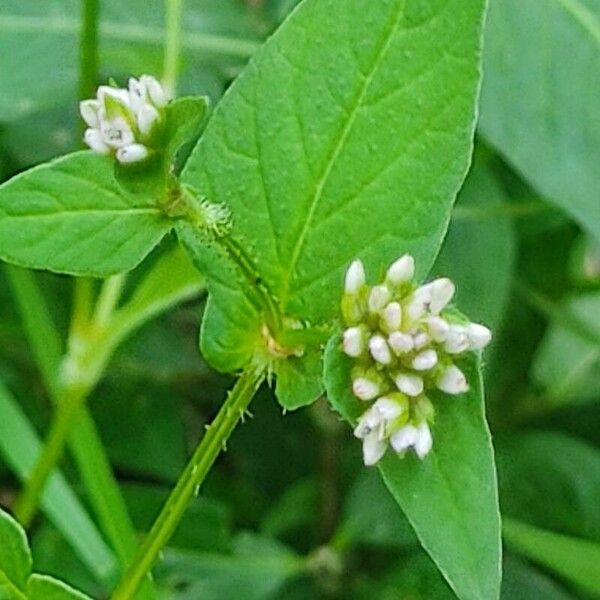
0,15 -> 260,57
277,0 -> 406,309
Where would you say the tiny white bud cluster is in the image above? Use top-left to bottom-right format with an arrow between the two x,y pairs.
341,254 -> 491,466
80,75 -> 168,165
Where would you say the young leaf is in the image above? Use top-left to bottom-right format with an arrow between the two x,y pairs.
323,333 -> 502,600
0,152 -> 172,276
181,0 -> 487,407
0,507 -> 32,595
480,0 -> 600,242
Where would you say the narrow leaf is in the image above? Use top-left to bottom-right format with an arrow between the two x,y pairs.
323,333 -> 502,600
27,575 -> 92,600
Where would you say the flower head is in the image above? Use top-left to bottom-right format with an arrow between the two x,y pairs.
340,254 -> 491,465
80,75 -> 169,165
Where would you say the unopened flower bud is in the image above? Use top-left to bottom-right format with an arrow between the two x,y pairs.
84,128 -> 110,154
444,325 -> 470,354
388,331 -> 414,354
345,260 -> 366,294
369,334 -> 392,365
342,326 -> 367,357
411,349 -> 438,371
137,104 -> 161,135
394,372 -> 423,397
352,377 -> 380,401
427,316 -> 449,342
382,302 -> 402,331
436,365 -> 469,395
386,254 -> 415,285
80,100 -> 100,128
414,422 -> 433,459
426,278 -> 455,314
413,330 -> 430,350
116,143 -> 150,164
390,424 -> 418,454
368,285 -> 391,314
466,323 -> 492,350
373,396 -> 406,421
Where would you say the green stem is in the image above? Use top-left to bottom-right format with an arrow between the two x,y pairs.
13,385 -> 85,526
163,0 -> 184,96
111,367 -> 266,600
71,278 -> 95,339
93,274 -> 126,328
79,0 -> 100,102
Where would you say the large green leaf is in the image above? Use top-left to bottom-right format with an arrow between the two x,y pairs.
0,508 -> 31,596
27,575 -> 92,600
0,152 -> 172,276
181,0 -> 487,404
0,0 -> 262,121
323,334 -> 501,600
480,0 -> 600,241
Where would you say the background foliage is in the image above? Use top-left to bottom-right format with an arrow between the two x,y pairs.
0,0 -> 599,598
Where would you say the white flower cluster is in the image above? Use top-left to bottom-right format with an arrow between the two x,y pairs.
341,255 -> 491,466
80,75 -> 168,164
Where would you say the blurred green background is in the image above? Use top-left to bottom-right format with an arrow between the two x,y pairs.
0,0 -> 599,598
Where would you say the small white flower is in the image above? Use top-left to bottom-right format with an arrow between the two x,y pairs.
136,104 -> 161,136
394,373 -> 423,397
369,334 -> 392,365
83,128 -> 110,154
444,325 -> 470,354
362,431 -> 387,466
386,254 -> 415,285
427,278 -> 455,314
388,331 -> 414,354
382,302 -> 402,331
413,330 -> 430,350
345,260 -> 366,294
427,316 -> 449,342
405,290 -> 430,321
352,377 -> 380,401
373,396 -> 406,421
390,422 -> 432,459
368,285 -> 391,314
466,323 -> 492,350
116,143 -> 149,164
436,365 -> 469,395
100,116 -> 135,149
411,349 -> 438,371
342,327 -> 366,358
80,100 -> 101,128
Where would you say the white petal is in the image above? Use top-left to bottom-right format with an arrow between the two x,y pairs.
80,100 -> 100,128
352,377 -> 379,401
100,116 -> 135,149
388,331 -> 414,354
368,285 -> 391,314
136,104 -> 160,135
428,278 -> 455,314
386,254 -> 415,284
382,302 -> 402,330
373,396 -> 405,420
444,325 -> 470,354
415,422 -> 433,459
141,74 -> 168,107
342,327 -> 364,357
362,430 -> 387,466
413,331 -> 430,350
128,77 -> 145,111
345,260 -> 365,294
369,334 -> 392,365
116,143 -> 149,164
436,365 -> 469,395
405,289 -> 431,321
466,323 -> 492,350
411,349 -> 438,371
427,316 -> 450,342
98,85 -> 132,111
394,373 -> 423,397
390,424 -> 418,453
83,128 -> 110,154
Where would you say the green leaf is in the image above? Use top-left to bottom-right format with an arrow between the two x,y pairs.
323,333 -> 501,600
0,152 -> 172,276
0,379 -> 118,585
503,518 -> 600,596
0,0 -> 262,121
182,0 -> 487,405
27,574 -> 92,600
0,507 -> 31,595
496,431 -> 600,541
480,0 -> 600,242
433,153 -> 516,331
532,293 -> 600,406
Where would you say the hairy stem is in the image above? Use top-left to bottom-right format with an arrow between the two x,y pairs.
111,367 -> 266,600
163,0 -> 184,96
